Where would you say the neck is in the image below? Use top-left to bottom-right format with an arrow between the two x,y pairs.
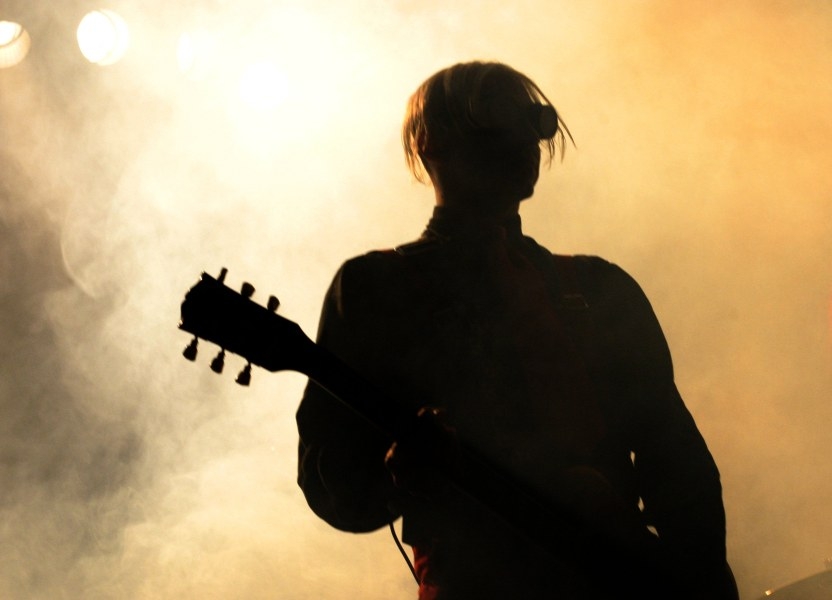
426,204 -> 524,242
424,152 -> 533,217
433,187 -> 521,221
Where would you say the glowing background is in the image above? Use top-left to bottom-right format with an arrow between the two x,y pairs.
1,1 -> 830,598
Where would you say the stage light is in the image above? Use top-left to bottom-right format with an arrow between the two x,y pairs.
77,10 -> 130,66
0,21 -> 31,69
238,61 -> 289,110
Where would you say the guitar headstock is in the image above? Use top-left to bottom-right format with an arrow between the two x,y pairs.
179,268 -> 314,384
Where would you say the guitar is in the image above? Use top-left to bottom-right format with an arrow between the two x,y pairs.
179,268 -> 669,597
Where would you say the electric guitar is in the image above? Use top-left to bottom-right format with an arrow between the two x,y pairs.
179,268 -> 669,597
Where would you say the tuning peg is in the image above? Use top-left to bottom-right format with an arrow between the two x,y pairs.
210,349 -> 226,374
218,267 -> 228,283
236,363 -> 252,386
183,336 -> 199,361
241,282 -> 255,299
267,295 -> 280,312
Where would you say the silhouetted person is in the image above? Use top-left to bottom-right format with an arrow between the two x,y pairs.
296,61 -> 737,599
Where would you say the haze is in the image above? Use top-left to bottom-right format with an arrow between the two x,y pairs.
1,1 -> 830,598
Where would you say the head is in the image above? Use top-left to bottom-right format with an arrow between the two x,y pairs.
402,62 -> 572,210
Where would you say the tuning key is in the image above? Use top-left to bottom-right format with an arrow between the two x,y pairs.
267,295 -> 280,312
183,336 -> 199,361
241,282 -> 255,299
210,349 -> 226,374
236,363 -> 252,386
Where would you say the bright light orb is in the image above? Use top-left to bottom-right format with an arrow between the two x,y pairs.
0,21 -> 31,69
238,61 -> 289,110
77,10 -> 130,66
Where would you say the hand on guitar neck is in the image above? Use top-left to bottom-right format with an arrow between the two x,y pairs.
384,406 -> 460,498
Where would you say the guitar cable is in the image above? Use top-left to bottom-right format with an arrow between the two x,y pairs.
389,521 -> 419,583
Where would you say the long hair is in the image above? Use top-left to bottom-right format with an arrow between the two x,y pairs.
402,61 -> 573,182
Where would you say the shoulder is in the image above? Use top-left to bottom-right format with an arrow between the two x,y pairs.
546,252 -> 647,305
336,247 -> 412,285
551,253 -> 632,283
336,233 -> 448,285
327,244 -> 430,314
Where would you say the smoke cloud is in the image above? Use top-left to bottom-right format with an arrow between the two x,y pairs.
1,1 -> 830,598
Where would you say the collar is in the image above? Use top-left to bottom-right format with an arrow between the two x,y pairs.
424,205 -> 524,243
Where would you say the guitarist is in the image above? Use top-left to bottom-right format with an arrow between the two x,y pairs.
296,61 -> 738,599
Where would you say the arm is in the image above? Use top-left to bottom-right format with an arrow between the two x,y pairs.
605,263 -> 735,597
296,261 -> 401,533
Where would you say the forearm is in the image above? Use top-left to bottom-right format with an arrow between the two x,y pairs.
296,385 -> 400,533
634,390 -> 729,591
298,442 -> 399,532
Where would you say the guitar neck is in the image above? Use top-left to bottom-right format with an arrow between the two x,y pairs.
293,340 -> 415,444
